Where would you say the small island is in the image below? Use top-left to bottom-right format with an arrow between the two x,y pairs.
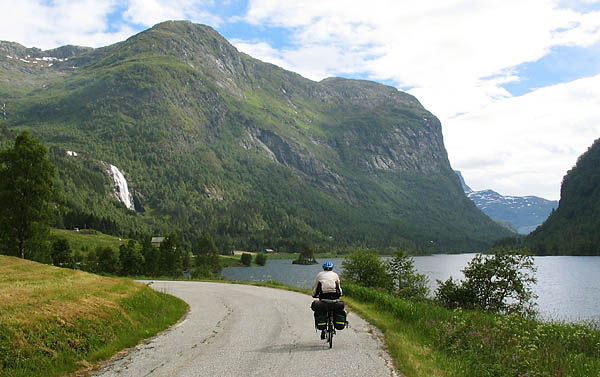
292,249 -> 318,265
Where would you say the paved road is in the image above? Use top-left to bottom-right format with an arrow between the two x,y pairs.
94,281 -> 398,377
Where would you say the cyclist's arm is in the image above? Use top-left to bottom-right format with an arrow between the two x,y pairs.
312,277 -> 321,297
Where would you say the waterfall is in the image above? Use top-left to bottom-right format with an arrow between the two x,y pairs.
105,164 -> 135,210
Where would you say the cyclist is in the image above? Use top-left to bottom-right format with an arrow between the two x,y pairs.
312,261 -> 342,299
312,261 -> 342,339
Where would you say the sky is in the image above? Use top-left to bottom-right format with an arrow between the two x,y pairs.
2,0 -> 600,200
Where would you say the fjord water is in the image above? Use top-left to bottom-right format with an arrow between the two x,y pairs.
221,255 -> 600,321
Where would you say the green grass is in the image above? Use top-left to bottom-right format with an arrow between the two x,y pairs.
0,255 -> 188,377
343,283 -> 600,377
50,228 -> 127,253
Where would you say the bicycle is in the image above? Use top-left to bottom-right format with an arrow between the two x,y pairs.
325,304 -> 336,348
318,298 -> 347,348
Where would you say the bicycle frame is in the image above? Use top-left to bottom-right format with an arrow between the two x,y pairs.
326,306 -> 336,348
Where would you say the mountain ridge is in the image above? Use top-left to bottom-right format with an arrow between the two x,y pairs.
0,21 -> 512,252
455,171 -> 558,234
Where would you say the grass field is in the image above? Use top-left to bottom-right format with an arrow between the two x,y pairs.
0,255 -> 188,377
50,228 -> 127,253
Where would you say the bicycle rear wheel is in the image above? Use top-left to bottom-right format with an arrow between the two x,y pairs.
327,312 -> 334,348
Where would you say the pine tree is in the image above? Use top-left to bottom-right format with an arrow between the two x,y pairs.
0,131 -> 58,259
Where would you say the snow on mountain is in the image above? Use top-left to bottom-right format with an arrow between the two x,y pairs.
455,171 -> 558,234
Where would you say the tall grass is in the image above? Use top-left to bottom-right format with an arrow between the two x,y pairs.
343,284 -> 600,377
0,255 -> 187,377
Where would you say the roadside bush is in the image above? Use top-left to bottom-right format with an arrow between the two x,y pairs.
240,253 -> 252,266
192,253 -> 222,278
51,237 -> 73,268
387,249 -> 429,299
119,240 -> 144,276
342,249 -> 392,289
96,246 -> 120,275
435,250 -> 537,316
255,253 -> 267,266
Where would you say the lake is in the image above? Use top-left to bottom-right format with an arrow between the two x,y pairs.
221,254 -> 600,322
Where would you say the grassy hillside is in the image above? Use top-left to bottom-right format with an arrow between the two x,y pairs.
0,255 -> 187,377
50,228 -> 127,252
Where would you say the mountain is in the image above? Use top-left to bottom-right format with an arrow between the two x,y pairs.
455,171 -> 557,234
0,21 -> 512,252
525,139 -> 600,255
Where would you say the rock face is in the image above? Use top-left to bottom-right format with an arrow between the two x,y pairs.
0,21 -> 512,251
456,171 -> 558,234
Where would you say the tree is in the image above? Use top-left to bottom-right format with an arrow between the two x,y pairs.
97,246 -> 120,275
51,237 -> 73,268
0,131 -> 58,259
192,253 -> 222,278
119,240 -> 144,276
191,232 -> 221,278
255,252 -> 267,266
141,236 -> 160,277
297,245 -> 316,263
85,249 -> 99,273
240,252 -> 252,266
435,250 -> 538,316
342,249 -> 392,289
159,233 -> 183,277
195,233 -> 218,255
387,249 -> 429,299
183,250 -> 193,271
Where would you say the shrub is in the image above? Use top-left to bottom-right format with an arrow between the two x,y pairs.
435,250 -> 537,315
387,249 -> 429,299
240,253 -> 252,266
51,237 -> 73,268
255,252 -> 267,266
193,253 -> 222,278
342,249 -> 392,289
96,246 -> 120,275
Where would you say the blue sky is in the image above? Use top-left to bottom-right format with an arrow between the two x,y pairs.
2,0 -> 600,200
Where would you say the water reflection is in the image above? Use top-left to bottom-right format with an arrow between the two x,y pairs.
221,255 -> 600,321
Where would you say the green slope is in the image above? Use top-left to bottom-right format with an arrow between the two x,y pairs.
526,138 -> 600,255
0,21 -> 512,252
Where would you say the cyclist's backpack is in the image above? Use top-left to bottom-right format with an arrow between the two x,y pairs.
314,311 -> 327,330
334,310 -> 347,330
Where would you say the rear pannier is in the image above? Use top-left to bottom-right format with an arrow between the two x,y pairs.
314,311 -> 327,330
334,310 -> 347,330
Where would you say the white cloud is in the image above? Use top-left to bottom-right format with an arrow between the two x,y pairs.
123,0 -> 222,28
242,0 -> 600,116
0,0 -> 222,50
0,0 -> 130,49
240,0 -> 600,199
444,74 -> 600,200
